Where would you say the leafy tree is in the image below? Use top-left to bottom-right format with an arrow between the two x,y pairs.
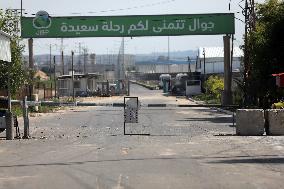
0,10 -> 28,95
246,0 -> 284,108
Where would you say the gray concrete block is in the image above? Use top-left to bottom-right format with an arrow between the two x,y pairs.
236,109 -> 265,136
266,109 -> 284,135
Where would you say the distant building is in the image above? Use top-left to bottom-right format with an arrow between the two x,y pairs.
197,47 -> 243,74
135,60 -> 195,74
95,54 -> 135,67
33,53 -> 135,78
57,73 -> 101,97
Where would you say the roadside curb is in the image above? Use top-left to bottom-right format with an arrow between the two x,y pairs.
130,80 -> 158,90
188,98 -> 235,115
211,107 -> 234,115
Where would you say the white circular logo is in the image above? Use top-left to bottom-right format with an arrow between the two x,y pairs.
32,11 -> 52,29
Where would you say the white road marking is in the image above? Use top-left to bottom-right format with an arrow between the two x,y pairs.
0,176 -> 36,181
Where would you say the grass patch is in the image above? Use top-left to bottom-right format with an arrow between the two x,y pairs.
10,105 -> 59,117
12,105 -> 23,117
37,105 -> 58,113
192,94 -> 221,104
134,81 -> 159,90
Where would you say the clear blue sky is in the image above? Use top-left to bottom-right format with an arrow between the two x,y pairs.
2,0 -> 265,55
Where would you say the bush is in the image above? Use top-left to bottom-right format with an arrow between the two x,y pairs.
205,76 -> 224,100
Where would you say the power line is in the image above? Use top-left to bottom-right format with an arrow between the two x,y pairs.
23,0 -> 177,16
77,0 -> 177,15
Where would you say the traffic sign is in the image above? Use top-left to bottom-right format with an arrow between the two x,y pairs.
21,13 -> 235,38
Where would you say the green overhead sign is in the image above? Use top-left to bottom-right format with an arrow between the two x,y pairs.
21,12 -> 235,38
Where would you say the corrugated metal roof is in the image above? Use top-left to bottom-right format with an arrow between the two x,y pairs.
198,47 -> 243,58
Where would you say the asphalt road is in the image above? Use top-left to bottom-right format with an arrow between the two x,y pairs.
0,84 -> 283,189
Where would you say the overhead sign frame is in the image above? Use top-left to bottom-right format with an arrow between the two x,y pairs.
21,13 -> 235,38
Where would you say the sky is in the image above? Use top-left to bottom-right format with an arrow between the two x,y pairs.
1,0 -> 266,56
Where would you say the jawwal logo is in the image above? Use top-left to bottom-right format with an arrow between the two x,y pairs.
33,11 -> 52,29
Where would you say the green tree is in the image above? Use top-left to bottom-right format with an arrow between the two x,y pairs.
246,0 -> 284,108
0,10 -> 28,95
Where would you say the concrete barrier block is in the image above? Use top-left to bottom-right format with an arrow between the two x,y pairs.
236,109 -> 265,136
266,109 -> 284,135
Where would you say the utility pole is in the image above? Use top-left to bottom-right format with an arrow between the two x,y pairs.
61,38 -> 64,75
244,0 -> 249,106
243,0 -> 256,106
53,56 -> 57,98
49,44 -> 54,93
188,56 -> 192,77
78,42 -> 82,73
121,37 -> 125,79
71,51 -> 75,101
203,48 -> 206,80
61,50 -> 64,75
49,44 -> 52,75
83,47 -> 88,74
195,55 -> 199,72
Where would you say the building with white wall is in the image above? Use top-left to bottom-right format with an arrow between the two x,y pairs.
0,31 -> 11,63
136,60 -> 196,74
197,47 -> 243,74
